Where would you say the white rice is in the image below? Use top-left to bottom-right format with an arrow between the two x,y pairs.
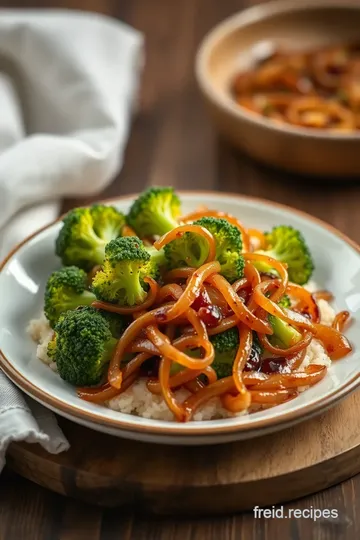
27,283 -> 337,421
107,379 -> 246,421
27,314 -> 57,371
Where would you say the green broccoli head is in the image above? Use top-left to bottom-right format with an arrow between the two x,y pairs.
92,236 -> 159,306
278,294 -> 291,308
50,306 -> 117,386
210,327 -> 239,378
197,217 -> 245,282
127,186 -> 181,237
98,310 -> 129,339
164,217 -> 244,283
44,266 -> 96,328
90,204 -> 126,242
255,225 -> 314,285
55,205 -> 125,271
210,329 -> 265,377
164,229 -> 210,269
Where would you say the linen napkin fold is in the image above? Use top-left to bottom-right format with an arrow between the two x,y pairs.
0,9 -> 144,472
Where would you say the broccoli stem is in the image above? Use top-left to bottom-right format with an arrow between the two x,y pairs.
81,227 -> 108,265
92,243 -> 107,266
112,273 -> 148,305
99,224 -> 122,243
64,291 -> 96,312
146,246 -> 166,267
152,213 -> 178,236
269,315 -> 302,348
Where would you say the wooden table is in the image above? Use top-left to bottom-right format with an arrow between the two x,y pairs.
1,0 -> 360,538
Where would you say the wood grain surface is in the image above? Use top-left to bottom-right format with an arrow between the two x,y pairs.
6,390 -> 360,516
1,0 -> 360,538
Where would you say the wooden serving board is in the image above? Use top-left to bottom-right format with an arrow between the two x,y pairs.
7,391 -> 360,515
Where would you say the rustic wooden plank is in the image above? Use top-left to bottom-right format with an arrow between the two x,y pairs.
6,390 -> 360,516
0,470 -> 65,540
57,501 -> 102,540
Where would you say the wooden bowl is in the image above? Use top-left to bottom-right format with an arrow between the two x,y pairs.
195,0 -> 360,177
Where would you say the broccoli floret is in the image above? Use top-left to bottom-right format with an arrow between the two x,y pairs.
127,186 -> 181,237
212,360 -> 233,379
171,329 -> 264,379
44,266 -> 96,328
92,237 -> 160,306
254,225 -> 314,285
55,205 -> 125,270
164,229 -> 210,269
211,330 -> 265,378
98,310 -> 129,339
164,217 -> 244,283
211,328 -> 239,379
49,307 -> 117,386
278,294 -> 291,308
193,217 -> 245,283
90,204 -> 126,242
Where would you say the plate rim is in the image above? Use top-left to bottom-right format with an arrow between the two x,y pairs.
1,190 -> 360,437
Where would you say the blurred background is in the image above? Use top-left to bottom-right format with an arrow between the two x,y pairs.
0,0 -> 292,198
0,0 -> 358,237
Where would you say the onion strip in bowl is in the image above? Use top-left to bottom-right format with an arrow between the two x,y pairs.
231,40 -> 360,133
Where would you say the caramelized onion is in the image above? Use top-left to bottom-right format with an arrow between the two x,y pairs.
92,276 -> 159,314
207,273 -> 273,334
258,330 -> 313,356
248,228 -> 267,250
147,366 -> 217,394
253,279 -> 316,332
78,352 -> 151,403
286,282 -> 320,323
183,377 -> 235,420
164,261 -> 221,321
158,354 -> 186,421
244,253 -> 288,302
156,283 -> 184,303
313,323 -> 352,359
332,310 -> 351,332
146,325 -> 214,370
245,364 -> 327,390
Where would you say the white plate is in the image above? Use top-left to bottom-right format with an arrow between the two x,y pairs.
1,192 -> 360,445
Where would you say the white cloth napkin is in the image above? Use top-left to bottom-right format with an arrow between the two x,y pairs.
0,9 -> 144,471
